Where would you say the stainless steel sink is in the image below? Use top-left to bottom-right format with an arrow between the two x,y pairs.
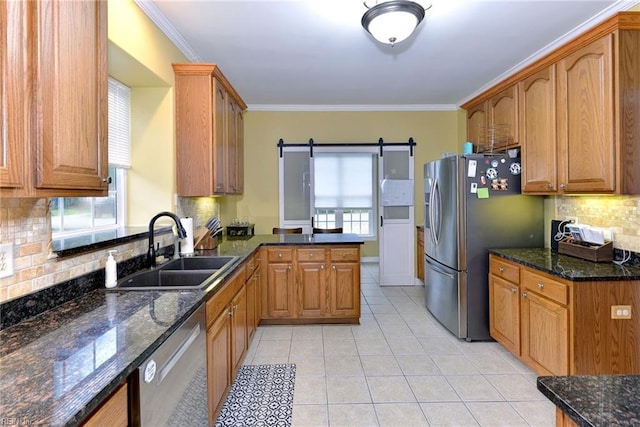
115,256 -> 238,290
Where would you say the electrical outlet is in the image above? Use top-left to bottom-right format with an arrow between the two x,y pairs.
0,243 -> 14,279
611,305 -> 632,319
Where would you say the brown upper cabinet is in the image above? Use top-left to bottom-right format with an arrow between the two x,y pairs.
1,0 -> 109,198
463,12 -> 640,195
173,63 -> 247,196
466,85 -> 519,153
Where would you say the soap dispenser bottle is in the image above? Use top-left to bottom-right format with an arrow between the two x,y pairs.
105,250 -> 118,288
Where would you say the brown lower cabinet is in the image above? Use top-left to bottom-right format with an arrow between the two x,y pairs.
489,254 -> 640,375
261,245 -> 361,323
80,383 -> 128,427
205,267 -> 246,423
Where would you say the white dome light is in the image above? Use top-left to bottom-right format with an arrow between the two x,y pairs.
362,1 -> 429,46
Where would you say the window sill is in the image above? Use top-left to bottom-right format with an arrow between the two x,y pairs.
52,226 -> 173,258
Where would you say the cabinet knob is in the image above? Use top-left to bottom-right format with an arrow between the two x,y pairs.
332,265 -> 336,270
559,183 -> 566,189
548,183 -> 554,189
321,264 -> 324,269
228,308 -> 233,317
498,267 -> 504,273
102,177 -> 112,184
342,252 -> 347,258
537,283 -> 544,289
309,253 -> 314,257
511,287 -> 517,293
521,292 -> 528,298
278,253 -> 283,258
287,265 -> 291,271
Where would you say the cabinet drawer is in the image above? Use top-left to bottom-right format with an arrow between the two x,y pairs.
266,248 -> 293,262
297,248 -> 325,262
522,269 -> 568,305
490,256 -> 520,284
330,247 -> 359,262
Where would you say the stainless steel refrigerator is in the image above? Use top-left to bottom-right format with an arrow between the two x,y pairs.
423,154 -> 543,341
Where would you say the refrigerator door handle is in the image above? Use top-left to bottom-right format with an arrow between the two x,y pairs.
425,257 -> 455,279
428,178 -> 436,245
432,178 -> 441,245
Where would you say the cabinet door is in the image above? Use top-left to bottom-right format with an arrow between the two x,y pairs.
520,66 -> 558,193
521,290 -> 569,375
329,262 -> 360,317
488,85 -> 518,149
297,262 -> 327,318
557,34 -> 615,193
231,286 -> 247,375
0,0 -> 28,193
33,0 -> 108,193
466,101 -> 487,150
207,307 -> 231,420
226,98 -> 243,194
213,80 -> 227,194
489,275 -> 520,355
246,270 -> 257,341
266,262 -> 296,318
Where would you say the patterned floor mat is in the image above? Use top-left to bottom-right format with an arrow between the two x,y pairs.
215,364 -> 296,427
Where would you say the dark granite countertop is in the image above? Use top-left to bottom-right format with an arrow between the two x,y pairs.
0,233 -> 363,426
537,375 -> 640,426
489,248 -> 640,282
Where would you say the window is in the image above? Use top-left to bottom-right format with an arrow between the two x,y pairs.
313,152 -> 376,237
51,78 -> 130,237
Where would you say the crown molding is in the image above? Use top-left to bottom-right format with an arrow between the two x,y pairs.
134,0 -> 201,62
246,104 -> 459,112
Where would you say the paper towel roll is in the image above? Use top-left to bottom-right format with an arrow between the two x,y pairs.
180,217 -> 194,255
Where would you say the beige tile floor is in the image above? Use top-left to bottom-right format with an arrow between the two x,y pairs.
243,263 -> 556,426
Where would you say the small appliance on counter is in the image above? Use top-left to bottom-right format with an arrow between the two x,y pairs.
226,222 -> 254,237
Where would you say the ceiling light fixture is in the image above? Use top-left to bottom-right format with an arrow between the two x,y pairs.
361,1 -> 431,46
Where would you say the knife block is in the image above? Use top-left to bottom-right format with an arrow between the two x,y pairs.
194,227 -> 219,250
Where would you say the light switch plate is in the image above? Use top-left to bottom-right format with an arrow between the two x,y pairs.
0,243 -> 14,279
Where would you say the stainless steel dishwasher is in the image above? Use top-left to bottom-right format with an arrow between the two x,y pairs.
130,305 -> 208,426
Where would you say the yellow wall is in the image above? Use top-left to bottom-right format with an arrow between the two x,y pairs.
236,110 -> 465,257
108,0 -> 188,225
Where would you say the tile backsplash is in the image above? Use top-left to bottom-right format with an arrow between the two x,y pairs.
0,198 -> 173,303
555,195 -> 640,252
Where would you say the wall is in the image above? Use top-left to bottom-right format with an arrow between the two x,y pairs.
0,0 -> 187,303
553,196 -> 640,252
235,110 -> 464,258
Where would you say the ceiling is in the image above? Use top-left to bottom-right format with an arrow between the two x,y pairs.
137,0 -> 637,110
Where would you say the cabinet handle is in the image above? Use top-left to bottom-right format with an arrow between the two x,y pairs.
511,287 -> 517,293
498,267 -> 504,273
537,283 -> 544,289
521,292 -> 528,298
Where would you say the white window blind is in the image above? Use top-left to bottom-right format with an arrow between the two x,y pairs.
314,153 -> 374,209
107,78 -> 131,168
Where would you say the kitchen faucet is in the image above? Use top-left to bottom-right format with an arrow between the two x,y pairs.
148,211 -> 187,268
